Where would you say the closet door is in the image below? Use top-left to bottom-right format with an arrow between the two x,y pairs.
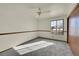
68,5 -> 79,55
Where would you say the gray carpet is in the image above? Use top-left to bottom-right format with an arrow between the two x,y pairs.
0,38 -> 73,56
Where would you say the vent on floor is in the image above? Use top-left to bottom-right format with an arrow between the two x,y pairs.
13,41 -> 54,55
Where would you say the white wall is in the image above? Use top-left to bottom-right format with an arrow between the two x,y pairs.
38,16 -> 67,41
0,4 -> 38,52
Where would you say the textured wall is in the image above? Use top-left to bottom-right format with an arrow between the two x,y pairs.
0,4 -> 38,52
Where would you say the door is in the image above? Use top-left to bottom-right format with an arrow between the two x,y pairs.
68,5 -> 79,55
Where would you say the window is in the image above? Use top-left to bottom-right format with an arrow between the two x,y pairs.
51,19 -> 64,35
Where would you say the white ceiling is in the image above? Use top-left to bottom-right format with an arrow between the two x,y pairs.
25,3 -> 76,19
0,3 -> 76,19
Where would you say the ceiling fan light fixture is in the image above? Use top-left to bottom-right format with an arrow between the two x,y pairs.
37,8 -> 41,16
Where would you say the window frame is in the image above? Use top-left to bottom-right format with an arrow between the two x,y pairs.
50,19 -> 64,35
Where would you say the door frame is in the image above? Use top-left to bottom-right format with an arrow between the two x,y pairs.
67,17 -> 69,43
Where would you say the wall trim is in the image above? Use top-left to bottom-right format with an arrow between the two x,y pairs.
38,37 -> 67,43
0,30 -> 51,35
0,30 -> 38,35
17,37 -> 39,46
0,30 -> 67,36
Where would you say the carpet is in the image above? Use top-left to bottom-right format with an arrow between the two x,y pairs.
13,41 -> 54,55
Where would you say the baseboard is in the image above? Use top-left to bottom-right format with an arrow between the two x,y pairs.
18,37 -> 39,46
38,37 -> 67,43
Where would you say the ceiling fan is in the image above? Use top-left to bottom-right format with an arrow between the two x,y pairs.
36,8 -> 50,16
37,8 -> 41,16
